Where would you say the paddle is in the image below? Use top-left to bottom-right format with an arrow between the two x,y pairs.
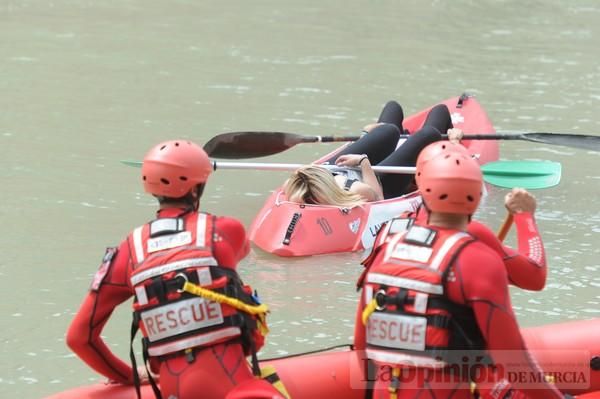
122,158 -> 560,241
482,160 -> 562,241
481,160 -> 561,190
203,131 -> 600,158
202,132 -> 363,159
121,160 -> 416,174
121,159 -> 561,187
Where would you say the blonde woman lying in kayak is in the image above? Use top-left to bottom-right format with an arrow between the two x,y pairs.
283,115 -> 464,206
283,161 -> 381,207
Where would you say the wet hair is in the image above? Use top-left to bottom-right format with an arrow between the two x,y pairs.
282,165 -> 365,207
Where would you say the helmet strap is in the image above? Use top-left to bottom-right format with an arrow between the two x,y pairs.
191,184 -> 205,211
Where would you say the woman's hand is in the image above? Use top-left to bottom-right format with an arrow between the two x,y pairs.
447,128 -> 464,144
335,154 -> 369,167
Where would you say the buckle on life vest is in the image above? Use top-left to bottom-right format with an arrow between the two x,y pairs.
375,288 -> 408,310
175,273 -> 189,293
375,290 -> 388,311
184,348 -> 195,364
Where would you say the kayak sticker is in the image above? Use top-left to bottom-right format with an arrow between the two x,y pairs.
349,218 -> 361,234
361,196 -> 422,249
316,217 -> 333,235
451,112 -> 464,125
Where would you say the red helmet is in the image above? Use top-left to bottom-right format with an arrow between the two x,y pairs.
416,141 -> 470,186
142,140 -> 212,198
418,152 -> 482,215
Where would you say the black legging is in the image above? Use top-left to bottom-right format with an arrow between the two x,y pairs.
326,102 -> 452,199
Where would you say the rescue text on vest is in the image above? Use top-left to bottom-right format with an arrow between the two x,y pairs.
367,312 -> 427,351
141,297 -> 223,342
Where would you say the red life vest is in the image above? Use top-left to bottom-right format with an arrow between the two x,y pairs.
128,212 -> 255,358
362,223 -> 482,368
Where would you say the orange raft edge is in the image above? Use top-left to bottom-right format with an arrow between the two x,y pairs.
46,318 -> 600,398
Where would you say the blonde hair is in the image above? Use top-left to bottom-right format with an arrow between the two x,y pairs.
282,165 -> 365,207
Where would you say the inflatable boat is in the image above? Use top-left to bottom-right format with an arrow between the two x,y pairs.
46,318 -> 600,398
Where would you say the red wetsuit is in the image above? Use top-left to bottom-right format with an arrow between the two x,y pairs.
355,221 -> 562,399
377,207 -> 547,291
355,210 -> 547,351
467,214 -> 546,291
66,208 -> 276,399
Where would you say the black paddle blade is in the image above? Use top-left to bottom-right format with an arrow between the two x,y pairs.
203,131 -> 309,159
523,132 -> 600,152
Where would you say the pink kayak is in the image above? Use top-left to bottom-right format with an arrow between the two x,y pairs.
248,94 -> 500,257
46,318 -> 600,398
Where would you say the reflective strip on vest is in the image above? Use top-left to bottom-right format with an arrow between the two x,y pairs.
429,232 -> 470,271
147,326 -> 242,357
133,226 -> 145,263
366,348 -> 447,368
366,273 -> 444,295
135,286 -> 149,306
130,257 -> 218,286
196,213 -> 208,247
132,214 -> 210,264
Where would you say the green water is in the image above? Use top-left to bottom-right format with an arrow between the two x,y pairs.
2,1 -> 600,397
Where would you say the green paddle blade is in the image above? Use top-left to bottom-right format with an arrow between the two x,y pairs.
121,160 -> 142,167
481,161 -> 561,189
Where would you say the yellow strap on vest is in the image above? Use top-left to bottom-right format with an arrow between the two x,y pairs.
260,365 -> 291,399
362,297 -> 378,325
182,281 -> 270,335
389,367 -> 401,399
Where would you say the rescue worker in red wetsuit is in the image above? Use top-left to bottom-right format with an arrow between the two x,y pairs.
355,145 -> 565,398
420,140 -> 546,290
370,139 -> 547,292
66,140 -> 284,399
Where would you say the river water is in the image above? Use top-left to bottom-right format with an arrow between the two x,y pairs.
2,1 -> 600,397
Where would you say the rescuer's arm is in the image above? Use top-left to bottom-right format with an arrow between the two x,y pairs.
66,240 -> 135,384
214,216 -> 250,267
456,244 -> 562,399
467,219 -> 546,291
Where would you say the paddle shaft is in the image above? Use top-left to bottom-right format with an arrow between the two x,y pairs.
286,133 -> 545,142
204,129 -> 599,159
253,133 -> 547,143
307,133 -> 548,141
497,214 -> 514,241
121,160 -> 560,185
212,161 -> 416,174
